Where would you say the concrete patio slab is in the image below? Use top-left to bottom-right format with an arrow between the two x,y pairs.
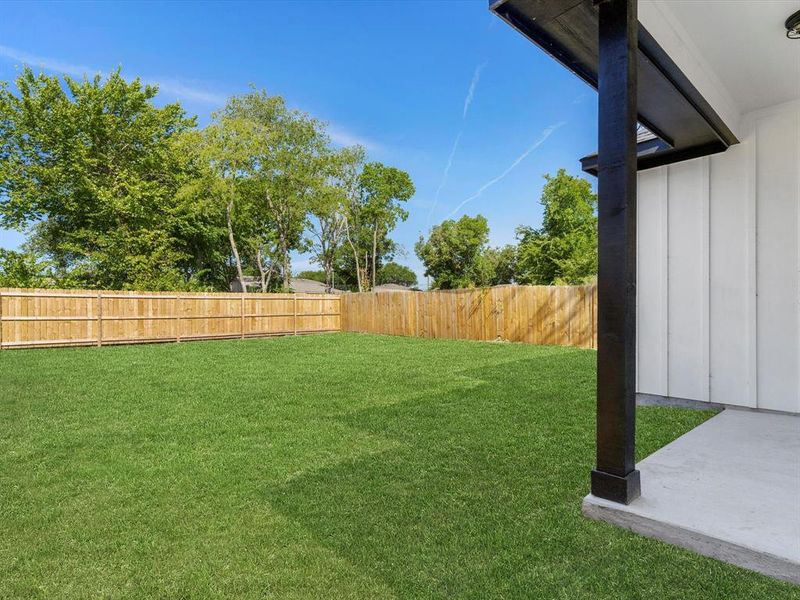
583,409 -> 800,584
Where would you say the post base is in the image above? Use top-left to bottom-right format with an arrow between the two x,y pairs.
591,469 -> 641,504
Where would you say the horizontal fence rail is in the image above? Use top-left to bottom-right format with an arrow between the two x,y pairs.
0,288 -> 340,350
341,285 -> 597,349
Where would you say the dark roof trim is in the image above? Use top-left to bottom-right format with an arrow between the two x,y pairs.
490,0 -> 739,171
636,27 -> 737,149
580,136 -> 671,176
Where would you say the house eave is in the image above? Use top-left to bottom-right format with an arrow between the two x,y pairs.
490,0 -> 740,168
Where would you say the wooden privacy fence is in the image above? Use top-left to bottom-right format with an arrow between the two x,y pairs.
0,285 -> 594,350
341,285 -> 597,349
0,288 -> 340,349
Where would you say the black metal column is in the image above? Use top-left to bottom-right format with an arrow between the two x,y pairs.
591,0 -> 640,504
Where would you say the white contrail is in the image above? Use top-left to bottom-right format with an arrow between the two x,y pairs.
426,130 -> 462,228
463,61 -> 487,118
0,44 -> 228,106
445,121 -> 566,219
427,61 -> 487,227
0,44 -> 96,78
0,43 -> 382,150
326,123 -> 383,152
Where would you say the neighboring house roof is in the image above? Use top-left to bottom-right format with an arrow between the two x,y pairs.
229,276 -> 342,294
289,278 -> 343,294
373,283 -> 413,292
229,276 -> 260,292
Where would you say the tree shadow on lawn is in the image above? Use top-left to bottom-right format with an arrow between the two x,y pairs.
266,354 -> 792,599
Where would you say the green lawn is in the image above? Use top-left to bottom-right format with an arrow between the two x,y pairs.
1,333 -> 797,599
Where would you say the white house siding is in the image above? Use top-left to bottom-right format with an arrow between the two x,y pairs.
636,99 -> 800,414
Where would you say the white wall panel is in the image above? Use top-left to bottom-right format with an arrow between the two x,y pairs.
708,143 -> 755,407
637,167 -> 669,396
666,159 -> 709,402
754,108 -> 799,413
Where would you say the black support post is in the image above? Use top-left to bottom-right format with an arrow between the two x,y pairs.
591,0 -> 640,505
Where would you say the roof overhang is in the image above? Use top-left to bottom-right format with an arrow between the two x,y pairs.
489,0 -> 740,173
580,129 -> 670,176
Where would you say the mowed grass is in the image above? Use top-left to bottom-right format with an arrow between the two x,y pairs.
1,333 -> 797,599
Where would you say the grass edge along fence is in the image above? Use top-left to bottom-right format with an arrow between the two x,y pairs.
341,284 -> 597,350
0,288 -> 341,349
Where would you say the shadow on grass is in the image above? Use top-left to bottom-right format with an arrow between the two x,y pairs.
265,354 -> 778,599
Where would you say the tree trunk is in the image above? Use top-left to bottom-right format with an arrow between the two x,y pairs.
320,237 -> 333,294
344,217 -> 363,292
352,248 -> 363,292
265,265 -> 274,291
363,252 -> 370,291
324,262 -> 333,293
282,240 -> 291,290
371,223 -> 379,289
256,247 -> 267,293
227,200 -> 247,293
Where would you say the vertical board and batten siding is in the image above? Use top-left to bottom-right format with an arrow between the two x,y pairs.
755,105 -> 800,412
0,288 -> 340,349
636,99 -> 800,414
341,285 -> 597,350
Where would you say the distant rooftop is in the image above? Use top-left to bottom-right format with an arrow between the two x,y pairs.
373,283 -> 413,292
229,276 -> 343,294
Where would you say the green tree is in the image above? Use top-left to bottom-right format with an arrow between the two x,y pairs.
0,68 -> 211,290
253,104 -> 327,290
229,91 -> 328,290
378,262 -> 418,287
415,214 -> 491,289
182,90 -> 329,292
343,162 -> 414,291
246,226 -> 282,292
308,145 -> 364,292
0,249 -> 53,288
295,270 -> 326,283
181,100 -> 265,293
475,244 -> 517,286
516,169 -> 597,285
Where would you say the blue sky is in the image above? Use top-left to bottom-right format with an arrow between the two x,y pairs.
0,0 -> 598,284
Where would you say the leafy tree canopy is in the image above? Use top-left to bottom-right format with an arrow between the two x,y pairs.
0,68 -> 217,290
475,244 -> 517,287
343,162 -> 414,291
0,249 -> 53,288
307,145 -> 365,292
377,262 -> 417,287
295,270 -> 326,283
179,90 -> 331,292
415,214 -> 491,289
0,69 -> 418,294
516,169 -> 597,285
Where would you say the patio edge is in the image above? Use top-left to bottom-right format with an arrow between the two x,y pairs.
582,494 -> 800,586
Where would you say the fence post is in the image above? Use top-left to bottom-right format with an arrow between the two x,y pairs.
293,294 -> 298,335
0,289 -> 3,350
96,291 -> 103,347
